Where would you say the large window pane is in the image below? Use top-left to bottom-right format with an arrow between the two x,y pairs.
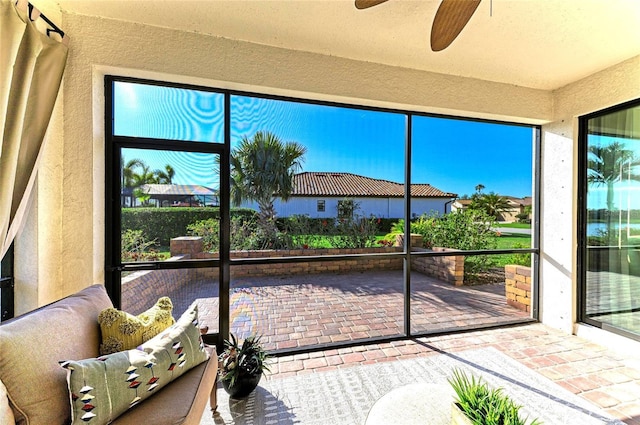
121,267 -> 219,330
228,96 -> 405,253
584,103 -> 640,337
120,148 -> 220,263
226,97 -> 408,348
230,266 -> 404,351
114,82 -> 224,143
109,77 -> 538,352
409,117 -> 535,331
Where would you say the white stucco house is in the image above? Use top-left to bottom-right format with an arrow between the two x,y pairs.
241,172 -> 457,218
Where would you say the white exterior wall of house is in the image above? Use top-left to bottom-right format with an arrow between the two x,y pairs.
12,5 -> 640,349
242,197 -> 452,218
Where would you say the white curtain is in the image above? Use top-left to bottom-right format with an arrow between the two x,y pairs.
0,0 -> 68,259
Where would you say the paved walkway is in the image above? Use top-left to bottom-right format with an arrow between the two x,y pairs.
192,270 -> 530,351
267,323 -> 640,424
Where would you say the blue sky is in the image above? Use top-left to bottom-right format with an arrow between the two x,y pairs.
115,82 -> 534,198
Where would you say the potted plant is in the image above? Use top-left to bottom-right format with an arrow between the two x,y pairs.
219,333 -> 271,399
448,369 -> 542,425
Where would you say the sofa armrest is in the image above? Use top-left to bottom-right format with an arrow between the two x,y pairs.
112,345 -> 218,425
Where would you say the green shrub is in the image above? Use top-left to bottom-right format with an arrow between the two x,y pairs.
387,210 -> 498,279
376,218 -> 396,234
280,215 -> 335,249
187,215 -> 270,251
122,207 -> 257,246
515,212 -> 531,224
506,243 -> 531,267
448,369 -> 541,425
189,209 -> 381,251
121,229 -> 166,262
332,215 -> 379,249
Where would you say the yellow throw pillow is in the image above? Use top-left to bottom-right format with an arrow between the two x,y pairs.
98,297 -> 175,355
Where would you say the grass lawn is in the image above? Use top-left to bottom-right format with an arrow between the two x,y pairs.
495,233 -> 531,249
492,233 -> 532,267
495,222 -> 531,229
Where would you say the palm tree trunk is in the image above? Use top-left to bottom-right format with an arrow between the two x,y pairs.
257,199 -> 279,246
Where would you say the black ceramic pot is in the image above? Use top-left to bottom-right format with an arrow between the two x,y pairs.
222,370 -> 262,399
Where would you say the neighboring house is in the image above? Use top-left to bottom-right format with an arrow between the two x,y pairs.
452,196 -> 532,222
126,184 -> 219,207
500,196 -> 532,222
241,172 -> 457,218
451,199 -> 473,213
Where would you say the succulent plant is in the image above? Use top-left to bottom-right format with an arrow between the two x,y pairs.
219,334 -> 270,388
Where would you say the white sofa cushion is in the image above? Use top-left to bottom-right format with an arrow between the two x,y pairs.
0,378 -> 15,424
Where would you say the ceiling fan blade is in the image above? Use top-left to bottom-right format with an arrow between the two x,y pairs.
430,0 -> 481,51
355,0 -> 389,10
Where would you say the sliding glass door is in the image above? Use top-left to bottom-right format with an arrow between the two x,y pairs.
580,100 -> 640,339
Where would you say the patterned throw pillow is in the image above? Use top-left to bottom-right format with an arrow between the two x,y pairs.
61,305 -> 209,425
98,297 -> 175,355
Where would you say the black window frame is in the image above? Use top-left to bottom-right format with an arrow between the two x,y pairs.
104,76 -> 231,350
105,75 -> 541,356
317,200 -> 325,212
0,243 -> 14,322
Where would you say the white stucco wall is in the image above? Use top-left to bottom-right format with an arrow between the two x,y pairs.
538,56 -> 640,334
11,4 -> 640,338
244,197 -> 452,218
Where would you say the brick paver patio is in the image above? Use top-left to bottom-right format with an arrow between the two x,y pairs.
267,323 -> 640,425
191,270 -> 530,351
165,270 -> 640,424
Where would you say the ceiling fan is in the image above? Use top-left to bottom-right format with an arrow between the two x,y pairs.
355,0 -> 482,52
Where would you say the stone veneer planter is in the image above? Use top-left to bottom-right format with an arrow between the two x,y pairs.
411,247 -> 464,286
504,264 -> 532,312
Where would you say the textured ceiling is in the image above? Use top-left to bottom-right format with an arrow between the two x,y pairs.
51,0 -> 640,90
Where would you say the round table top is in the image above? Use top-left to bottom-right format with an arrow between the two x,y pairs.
365,383 -> 455,425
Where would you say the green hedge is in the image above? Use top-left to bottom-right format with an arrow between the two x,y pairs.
122,207 -> 257,246
273,216 -> 395,233
122,208 -> 394,247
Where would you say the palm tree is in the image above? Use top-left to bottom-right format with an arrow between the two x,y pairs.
471,192 -> 511,220
122,158 -> 146,206
130,163 -> 158,187
588,141 -> 640,212
588,141 -> 640,244
229,131 -> 307,233
123,158 -> 145,190
122,158 -> 170,206
155,164 -> 175,184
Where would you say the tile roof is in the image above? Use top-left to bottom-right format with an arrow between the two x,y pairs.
292,172 -> 456,198
139,184 -> 217,196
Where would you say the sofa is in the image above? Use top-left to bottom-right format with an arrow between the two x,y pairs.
0,284 -> 218,425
